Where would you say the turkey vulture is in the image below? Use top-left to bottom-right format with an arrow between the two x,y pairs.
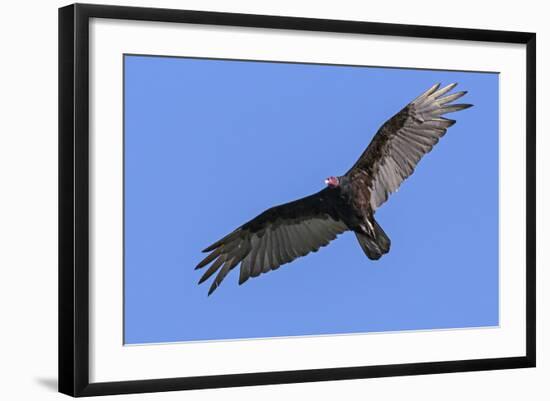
196,83 -> 472,295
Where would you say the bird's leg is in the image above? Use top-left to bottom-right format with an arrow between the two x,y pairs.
361,219 -> 375,237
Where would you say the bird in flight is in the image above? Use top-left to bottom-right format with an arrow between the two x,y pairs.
196,83 -> 472,295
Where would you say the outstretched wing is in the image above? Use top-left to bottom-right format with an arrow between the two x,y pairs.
196,189 -> 349,295
347,83 -> 472,210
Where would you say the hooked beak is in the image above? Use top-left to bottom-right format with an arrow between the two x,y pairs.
324,179 -> 329,185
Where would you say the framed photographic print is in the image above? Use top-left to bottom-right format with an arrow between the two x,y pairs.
58,3 -> 536,397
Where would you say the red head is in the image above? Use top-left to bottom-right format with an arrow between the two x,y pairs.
325,176 -> 340,188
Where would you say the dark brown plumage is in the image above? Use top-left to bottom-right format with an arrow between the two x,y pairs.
196,83 -> 472,295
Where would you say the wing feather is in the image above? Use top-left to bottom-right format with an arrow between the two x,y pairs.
253,232 -> 268,277
196,189 -> 349,294
347,83 -> 472,210
278,225 -> 295,260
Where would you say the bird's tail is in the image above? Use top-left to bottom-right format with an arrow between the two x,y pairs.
355,220 -> 391,260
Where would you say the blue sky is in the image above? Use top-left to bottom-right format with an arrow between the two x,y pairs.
124,55 -> 499,344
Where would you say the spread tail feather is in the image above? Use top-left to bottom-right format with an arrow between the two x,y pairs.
355,220 -> 391,260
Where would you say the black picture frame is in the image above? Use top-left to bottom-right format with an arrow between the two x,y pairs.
59,3 -> 536,397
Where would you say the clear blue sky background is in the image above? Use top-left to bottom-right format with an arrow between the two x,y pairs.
124,55 -> 499,344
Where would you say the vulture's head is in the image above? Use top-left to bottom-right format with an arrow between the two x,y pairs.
324,176 -> 340,188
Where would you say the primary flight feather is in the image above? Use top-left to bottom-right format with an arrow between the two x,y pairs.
196,83 -> 472,295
